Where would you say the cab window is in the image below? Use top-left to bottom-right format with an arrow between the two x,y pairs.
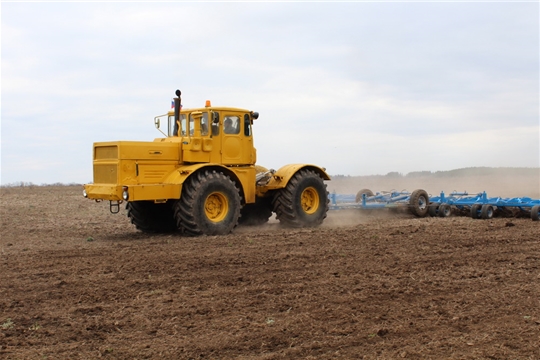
188,112 -> 209,136
180,114 -> 187,136
224,116 -> 240,134
169,115 -> 177,136
201,112 -> 209,136
211,112 -> 220,136
244,114 -> 252,136
188,114 -> 195,135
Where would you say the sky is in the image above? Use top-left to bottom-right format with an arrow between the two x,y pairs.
1,1 -> 539,185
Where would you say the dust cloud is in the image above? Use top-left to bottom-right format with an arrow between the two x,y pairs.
327,168 -> 540,199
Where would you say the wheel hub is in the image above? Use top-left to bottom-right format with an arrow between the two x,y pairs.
205,192 -> 228,222
301,187 -> 320,215
418,197 -> 427,210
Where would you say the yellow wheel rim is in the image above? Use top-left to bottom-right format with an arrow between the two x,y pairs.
204,192 -> 229,223
301,187 -> 319,215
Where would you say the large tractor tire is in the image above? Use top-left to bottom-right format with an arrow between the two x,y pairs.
409,189 -> 429,217
175,170 -> 241,236
272,169 -> 329,228
239,197 -> 273,226
126,200 -> 178,233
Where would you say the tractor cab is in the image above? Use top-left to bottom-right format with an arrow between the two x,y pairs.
153,91 -> 259,166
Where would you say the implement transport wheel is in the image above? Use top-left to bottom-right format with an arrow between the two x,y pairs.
126,200 -> 178,233
428,204 -> 440,217
438,203 -> 451,218
272,169 -> 329,228
175,170 -> 241,236
470,204 -> 482,219
481,205 -> 494,219
531,205 -> 540,221
409,189 -> 429,217
355,189 -> 374,203
239,197 -> 273,226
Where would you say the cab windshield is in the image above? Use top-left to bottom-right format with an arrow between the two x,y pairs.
187,112 -> 209,136
170,114 -> 187,137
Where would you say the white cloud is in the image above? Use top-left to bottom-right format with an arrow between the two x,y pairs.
1,1 -> 538,185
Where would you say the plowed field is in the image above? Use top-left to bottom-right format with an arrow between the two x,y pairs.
1,183 -> 539,359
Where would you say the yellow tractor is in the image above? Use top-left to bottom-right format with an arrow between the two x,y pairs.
83,89 -> 330,236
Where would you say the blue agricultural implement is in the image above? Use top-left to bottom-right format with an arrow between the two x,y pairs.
329,189 -> 540,221
329,189 -> 430,217
428,191 -> 540,221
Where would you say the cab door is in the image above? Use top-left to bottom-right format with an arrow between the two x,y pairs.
221,112 -> 254,165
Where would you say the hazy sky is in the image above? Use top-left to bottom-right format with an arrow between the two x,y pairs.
1,1 -> 539,185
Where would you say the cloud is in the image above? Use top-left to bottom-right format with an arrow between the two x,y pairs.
1,2 -> 538,185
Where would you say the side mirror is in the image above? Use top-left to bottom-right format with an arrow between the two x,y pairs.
154,118 -> 161,129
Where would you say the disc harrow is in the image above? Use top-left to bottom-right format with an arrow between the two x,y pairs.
329,189 -> 540,221
329,189 -> 430,218
429,191 -> 540,221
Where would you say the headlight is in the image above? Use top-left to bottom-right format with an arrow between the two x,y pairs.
122,186 -> 129,201
83,189 -> 87,198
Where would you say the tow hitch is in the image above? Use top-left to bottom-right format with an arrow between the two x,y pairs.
109,200 -> 123,214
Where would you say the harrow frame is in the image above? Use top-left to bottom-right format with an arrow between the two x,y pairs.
329,189 -> 540,221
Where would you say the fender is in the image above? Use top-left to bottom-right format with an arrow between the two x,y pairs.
260,163 -> 331,192
122,163 -> 233,202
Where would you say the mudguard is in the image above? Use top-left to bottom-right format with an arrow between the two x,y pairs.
259,164 -> 330,192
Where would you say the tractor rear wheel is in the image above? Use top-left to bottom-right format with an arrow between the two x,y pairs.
409,189 -> 429,217
126,200 -> 177,233
175,170 -> 241,236
239,197 -> 273,226
272,169 -> 329,228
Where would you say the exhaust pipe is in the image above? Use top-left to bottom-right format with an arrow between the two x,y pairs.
174,89 -> 182,124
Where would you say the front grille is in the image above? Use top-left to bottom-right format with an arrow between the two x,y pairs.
94,164 -> 117,184
95,146 -> 118,160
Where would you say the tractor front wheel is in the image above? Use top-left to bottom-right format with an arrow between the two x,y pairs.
126,200 -> 177,233
272,169 -> 329,228
175,170 -> 241,236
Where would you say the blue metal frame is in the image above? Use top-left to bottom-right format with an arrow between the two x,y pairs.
329,190 -> 414,210
329,190 -> 540,220
429,191 -> 540,210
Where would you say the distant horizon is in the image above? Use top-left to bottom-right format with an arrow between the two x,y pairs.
2,166 -> 538,188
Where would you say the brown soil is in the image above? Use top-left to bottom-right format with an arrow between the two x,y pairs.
1,184 -> 539,359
